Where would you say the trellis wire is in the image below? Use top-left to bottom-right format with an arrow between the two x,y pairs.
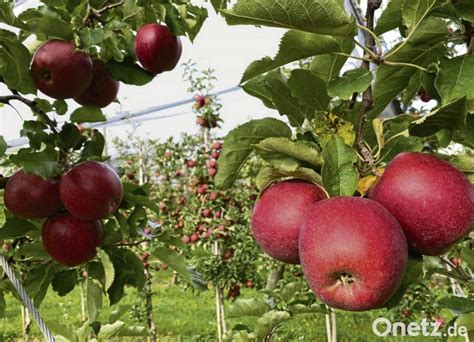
0,254 -> 55,342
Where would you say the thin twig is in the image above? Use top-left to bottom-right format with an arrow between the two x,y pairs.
383,61 -> 428,72
355,0 -> 382,175
97,1 -> 125,15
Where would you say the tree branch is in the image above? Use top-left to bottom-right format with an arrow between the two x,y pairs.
0,94 -> 58,134
462,20 -> 474,55
97,1 -> 125,15
356,0 -> 382,175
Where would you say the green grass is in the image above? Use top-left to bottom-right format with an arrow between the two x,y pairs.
0,269 -> 448,341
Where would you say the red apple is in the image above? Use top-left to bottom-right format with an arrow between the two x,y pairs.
213,141 -> 223,150
251,180 -> 328,264
134,23 -> 182,75
187,160 -> 197,168
209,192 -> 219,201
74,58 -> 119,108
4,169 -> 62,219
370,152 -> 473,255
195,95 -> 207,109
31,40 -> 93,99
182,235 -> 191,244
211,151 -> 220,160
191,233 -> 200,243
196,117 -> 208,127
60,161 -> 123,221
164,150 -> 173,159
201,209 -> 212,218
197,183 -> 209,194
245,280 -> 254,288
208,159 -> 217,168
208,168 -> 217,177
300,197 -> 408,311
42,212 -> 103,266
160,263 -> 169,270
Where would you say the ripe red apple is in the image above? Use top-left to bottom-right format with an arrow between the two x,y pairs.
215,211 -> 222,219
195,95 -> 207,109
209,192 -> 218,201
213,141 -> 223,150
31,40 -> 93,99
60,161 -> 123,221
74,59 -> 119,108
300,197 -> 408,311
182,235 -> 191,244
187,160 -> 197,168
42,212 -> 103,266
197,183 -> 209,194
2,243 -> 9,252
196,117 -> 208,127
201,209 -> 212,218
160,263 -> 169,270
251,180 -> 328,264
370,152 -> 473,255
134,23 -> 182,75
418,89 -> 432,103
208,159 -> 217,168
208,168 -> 217,177
211,151 -> 220,160
245,280 -> 254,288
191,233 -> 200,243
4,169 -> 62,219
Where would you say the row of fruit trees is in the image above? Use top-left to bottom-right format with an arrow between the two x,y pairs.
0,0 -> 472,341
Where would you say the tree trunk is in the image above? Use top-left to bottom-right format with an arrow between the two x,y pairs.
212,240 -> 227,341
145,270 -> 157,342
265,264 -> 285,291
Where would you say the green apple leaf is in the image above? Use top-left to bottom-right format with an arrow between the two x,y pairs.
328,68 -> 373,100
221,0 -> 356,37
288,70 -> 330,111
456,0 -> 474,21
0,135 -> 6,157
81,129 -> 105,161
98,321 -> 126,339
402,0 -> 437,35
241,31 -> 353,83
215,118 -> 292,189
0,218 -> 37,240
310,38 -> 354,83
435,55 -> 474,111
374,0 -> 403,35
440,297 -> 474,314
107,58 -> 154,86
53,100 -> 68,116
59,123 -> 81,150
37,15 -> 73,40
227,298 -> 271,318
409,97 -> 467,137
321,136 -> 359,197
52,270 -> 78,297
242,74 -> 276,110
253,137 -> 323,172
87,279 -> 103,322
71,106 -> 106,123
10,147 -> 61,179
23,263 -> 62,306
97,248 -> 115,292
455,114 -> 474,149
0,2 -> 29,29
385,255 -> 423,309
255,310 -> 291,341
0,29 -> 36,94
256,166 -> 323,193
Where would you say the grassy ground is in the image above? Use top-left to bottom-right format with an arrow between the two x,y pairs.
0,268 -> 448,341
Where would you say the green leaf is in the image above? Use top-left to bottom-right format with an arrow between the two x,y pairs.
256,166 -> 324,192
0,2 -> 28,29
409,97 -> 467,137
0,29 -> 36,94
106,59 -> 153,86
227,298 -> 271,318
321,136 -> 359,197
443,151 -> 474,173
97,248 -> 115,292
457,0 -> 474,21
10,147 -> 61,179
288,69 -> 330,111
150,247 -> 194,286
328,68 -> 373,100
53,100 -> 67,115
310,39 -> 354,83
221,0 -> 356,37
98,321 -> 126,339
81,129 -> 105,160
255,310 -> 291,341
23,263 -> 61,306
59,123 -> 81,150
440,297 -> 474,314
0,136 -> 6,157
216,118 -> 292,189
0,218 -> 37,240
385,255 -> 423,309
241,30 -> 352,83
52,270 -> 78,297
374,0 -> 403,35
87,279 -> 103,322
280,282 -> 305,303
38,15 -> 73,40
71,106 -> 106,123
402,0 -> 437,35
253,137 -> 323,172
264,74 -> 312,127
242,74 -> 276,110
435,55 -> 474,111
78,27 -> 105,48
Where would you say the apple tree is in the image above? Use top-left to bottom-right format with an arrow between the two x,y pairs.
0,0 -> 209,339
210,0 -> 474,339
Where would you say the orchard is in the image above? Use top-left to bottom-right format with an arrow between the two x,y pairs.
0,0 -> 473,341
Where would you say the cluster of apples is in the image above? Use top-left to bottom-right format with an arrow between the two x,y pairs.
251,152 -> 474,311
3,162 -> 123,266
30,23 -> 181,104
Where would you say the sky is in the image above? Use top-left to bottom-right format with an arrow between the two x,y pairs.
0,0 -> 285,148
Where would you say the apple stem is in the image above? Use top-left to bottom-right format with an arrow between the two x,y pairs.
355,0 -> 382,175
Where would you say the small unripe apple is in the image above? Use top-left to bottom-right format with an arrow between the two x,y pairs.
300,197 -> 408,311
74,58 -> 119,108
60,161 -> 123,221
134,24 -> 182,75
370,152 -> 474,255
252,180 -> 327,264
4,169 -> 62,219
31,40 -> 93,99
42,212 -> 103,266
